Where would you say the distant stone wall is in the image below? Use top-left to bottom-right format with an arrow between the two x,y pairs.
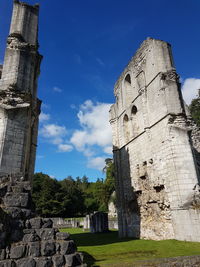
51,218 -> 83,229
108,218 -> 118,230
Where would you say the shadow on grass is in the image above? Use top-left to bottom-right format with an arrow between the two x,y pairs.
71,230 -> 135,246
80,251 -> 104,267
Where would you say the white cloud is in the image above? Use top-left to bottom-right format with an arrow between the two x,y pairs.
70,100 -> 112,152
182,78 -> 200,105
87,156 -> 106,171
39,112 -> 50,123
53,86 -> 62,93
40,124 -> 73,153
39,100 -> 113,169
70,100 -> 113,170
40,124 -> 67,138
58,144 -> 73,152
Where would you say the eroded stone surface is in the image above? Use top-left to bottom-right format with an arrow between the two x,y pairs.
110,38 -> 200,241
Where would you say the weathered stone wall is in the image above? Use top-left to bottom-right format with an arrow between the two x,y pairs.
0,177 -> 85,267
110,38 -> 200,241
0,0 -> 42,182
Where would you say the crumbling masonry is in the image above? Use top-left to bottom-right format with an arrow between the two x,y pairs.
110,38 -> 200,241
0,2 -> 84,266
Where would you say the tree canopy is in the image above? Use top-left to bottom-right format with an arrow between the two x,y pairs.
32,159 -> 115,218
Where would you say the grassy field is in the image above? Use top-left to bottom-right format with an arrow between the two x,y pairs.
61,228 -> 200,266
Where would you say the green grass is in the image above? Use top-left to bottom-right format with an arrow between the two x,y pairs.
61,228 -> 200,266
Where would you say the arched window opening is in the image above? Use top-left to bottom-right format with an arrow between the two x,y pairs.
124,114 -> 129,122
123,114 -> 130,143
125,74 -> 131,84
131,105 -> 137,115
131,105 -> 139,138
123,74 -> 133,107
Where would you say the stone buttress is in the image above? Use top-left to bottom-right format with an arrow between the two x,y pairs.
0,0 -> 42,182
110,38 -> 200,241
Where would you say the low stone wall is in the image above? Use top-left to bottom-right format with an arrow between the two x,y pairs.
51,218 -> 83,229
133,255 -> 200,266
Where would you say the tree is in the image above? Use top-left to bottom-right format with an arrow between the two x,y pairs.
189,90 -> 200,127
32,172 -> 64,217
60,177 -> 85,217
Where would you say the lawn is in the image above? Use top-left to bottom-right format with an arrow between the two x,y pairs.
61,228 -> 200,266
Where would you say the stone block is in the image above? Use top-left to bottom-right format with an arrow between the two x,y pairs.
29,218 -> 42,229
41,241 -> 56,256
23,229 -> 35,235
60,241 -> 76,255
11,186 -> 24,193
15,258 -> 36,267
42,219 -> 53,228
10,244 -> 26,259
34,257 -> 53,267
36,229 -> 55,241
64,253 -> 82,267
23,233 -> 40,242
56,232 -> 70,241
0,249 -> 6,260
28,241 -> 40,257
52,255 -> 65,267
3,193 -> 30,208
0,260 -> 16,267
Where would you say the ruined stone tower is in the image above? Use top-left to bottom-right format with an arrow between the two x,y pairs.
110,38 -> 200,241
0,4 -> 84,266
0,0 -> 42,181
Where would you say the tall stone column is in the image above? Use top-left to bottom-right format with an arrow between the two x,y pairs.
0,0 -> 42,182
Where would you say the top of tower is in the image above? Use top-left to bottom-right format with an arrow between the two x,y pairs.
13,0 -> 39,10
114,37 -> 174,93
9,0 -> 40,45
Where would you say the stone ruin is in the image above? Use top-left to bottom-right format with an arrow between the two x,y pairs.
0,1 -> 84,266
110,38 -> 200,241
83,212 -> 109,233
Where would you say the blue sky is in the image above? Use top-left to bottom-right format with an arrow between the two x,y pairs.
0,0 -> 200,181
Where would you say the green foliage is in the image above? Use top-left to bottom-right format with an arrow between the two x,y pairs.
32,159 -> 115,217
32,173 -> 65,217
189,93 -> 200,126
